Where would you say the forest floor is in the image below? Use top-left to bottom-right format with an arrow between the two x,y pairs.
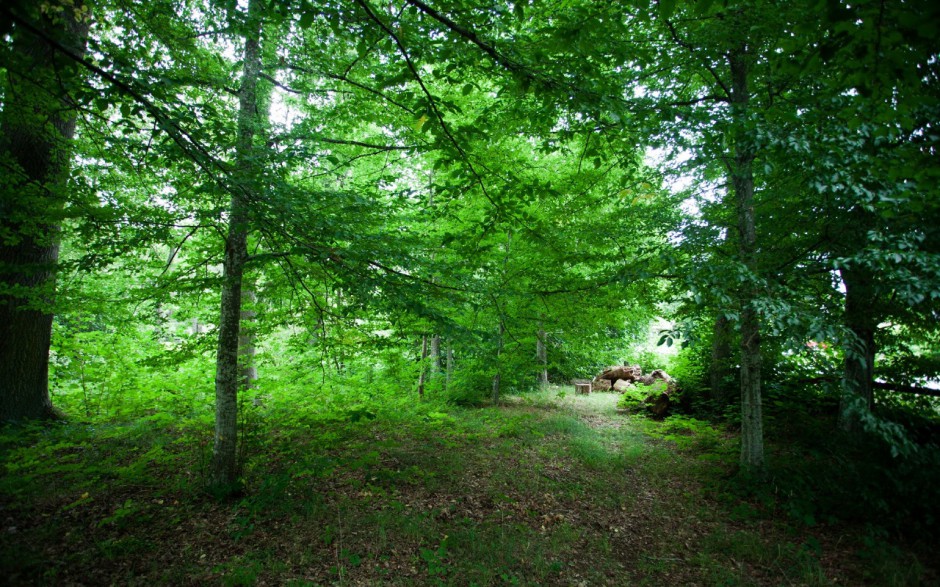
1,387 -> 934,586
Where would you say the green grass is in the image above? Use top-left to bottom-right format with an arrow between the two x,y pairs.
0,385 -> 933,585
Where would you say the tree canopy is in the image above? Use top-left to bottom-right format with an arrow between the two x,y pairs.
1,0 -> 938,491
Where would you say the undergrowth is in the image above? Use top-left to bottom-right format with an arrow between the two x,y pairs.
1,383 -> 935,585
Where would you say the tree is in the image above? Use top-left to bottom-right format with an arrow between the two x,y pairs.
208,0 -> 267,492
0,1 -> 91,421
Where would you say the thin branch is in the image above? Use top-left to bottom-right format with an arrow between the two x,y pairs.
284,63 -> 416,114
158,225 -> 201,280
354,0 -> 498,209
314,136 -> 416,151
2,7 -> 240,198
664,18 -> 732,99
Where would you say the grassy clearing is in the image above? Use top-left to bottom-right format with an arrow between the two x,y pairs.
0,386 -> 933,585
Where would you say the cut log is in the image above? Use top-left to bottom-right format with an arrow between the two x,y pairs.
592,378 -> 612,392
575,383 -> 591,395
597,365 -> 642,382
650,369 -> 671,382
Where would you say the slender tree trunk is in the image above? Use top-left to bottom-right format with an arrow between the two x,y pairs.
729,45 -> 764,472
537,323 -> 548,386
709,314 -> 734,405
430,335 -> 441,380
445,343 -> 454,390
416,334 -> 429,397
492,321 -> 504,403
491,231 -> 511,404
239,288 -> 258,391
0,3 -> 90,422
839,264 -> 876,431
209,0 -> 263,491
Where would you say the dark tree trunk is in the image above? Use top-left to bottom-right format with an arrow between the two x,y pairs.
209,0 -> 263,492
417,334 -> 429,397
445,343 -> 454,390
430,334 -> 441,382
709,314 -> 734,405
0,3 -> 90,422
729,45 -> 765,472
492,321 -> 504,403
839,264 -> 876,431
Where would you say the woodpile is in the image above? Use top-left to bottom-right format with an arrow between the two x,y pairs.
592,365 -> 675,419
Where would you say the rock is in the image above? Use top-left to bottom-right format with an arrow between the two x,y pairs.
575,383 -> 591,395
613,379 -> 634,392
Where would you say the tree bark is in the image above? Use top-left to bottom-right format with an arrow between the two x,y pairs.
537,323 -> 548,386
416,334 -> 429,397
709,314 -> 734,405
729,44 -> 765,472
430,334 -> 441,373
209,0 -> 263,492
0,2 -> 90,422
839,263 -> 876,431
239,287 -> 258,391
492,321 -> 504,403
445,343 -> 454,390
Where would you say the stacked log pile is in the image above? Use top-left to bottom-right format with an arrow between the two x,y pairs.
592,365 -> 674,418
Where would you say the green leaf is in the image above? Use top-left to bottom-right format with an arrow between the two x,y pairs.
696,0 -> 715,15
299,12 -> 315,29
462,83 -> 475,96
659,0 -> 678,20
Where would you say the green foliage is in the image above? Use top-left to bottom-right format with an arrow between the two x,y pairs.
616,386 -> 650,413
2,0 -> 939,581
726,395 -> 940,538
615,380 -> 668,415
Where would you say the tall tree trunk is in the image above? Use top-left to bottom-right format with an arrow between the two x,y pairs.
0,3 -> 90,422
239,287 -> 258,391
492,321 -> 504,403
445,343 -> 454,391
709,314 -> 734,405
839,264 -> 876,431
416,334 -> 429,397
729,45 -> 765,472
209,0 -> 263,492
430,335 -> 441,381
537,323 -> 548,386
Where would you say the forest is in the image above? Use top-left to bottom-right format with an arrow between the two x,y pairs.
1,0 -> 939,584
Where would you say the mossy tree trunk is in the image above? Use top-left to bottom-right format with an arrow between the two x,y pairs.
0,2 -> 90,422
209,0 -> 264,493
729,44 -> 765,473
839,264 -> 877,431
709,314 -> 735,406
